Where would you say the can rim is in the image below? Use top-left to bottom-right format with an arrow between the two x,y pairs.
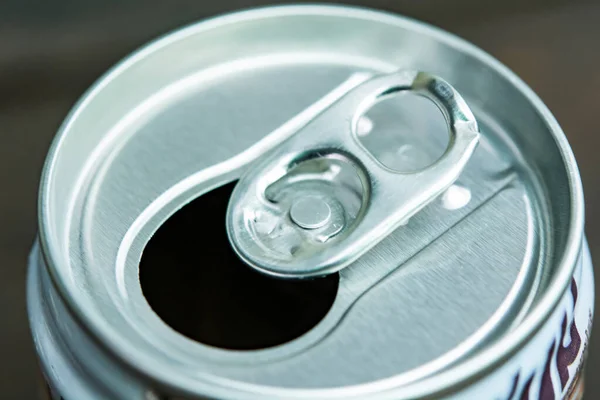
37,4 -> 585,398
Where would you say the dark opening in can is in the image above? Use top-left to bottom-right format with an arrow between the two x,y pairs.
139,181 -> 339,350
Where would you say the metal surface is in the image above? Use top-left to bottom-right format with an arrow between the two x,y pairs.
289,196 -> 332,229
227,71 -> 480,278
31,5 -> 585,399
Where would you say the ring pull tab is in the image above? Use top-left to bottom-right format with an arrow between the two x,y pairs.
226,71 -> 480,278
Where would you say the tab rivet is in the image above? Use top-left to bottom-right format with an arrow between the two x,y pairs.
290,196 -> 332,230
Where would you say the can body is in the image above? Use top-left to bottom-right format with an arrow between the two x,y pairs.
27,5 -> 594,400
28,241 -> 594,399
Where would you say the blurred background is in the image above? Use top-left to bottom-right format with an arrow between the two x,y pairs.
1,0 -> 598,398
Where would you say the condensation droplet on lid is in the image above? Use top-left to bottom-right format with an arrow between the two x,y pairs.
251,208 -> 278,235
441,184 -> 471,210
356,116 -> 374,136
326,163 -> 342,179
396,144 -> 412,156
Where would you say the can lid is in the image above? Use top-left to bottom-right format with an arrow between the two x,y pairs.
37,5 -> 584,399
226,70 -> 479,278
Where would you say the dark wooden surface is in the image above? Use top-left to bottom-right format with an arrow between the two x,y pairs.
1,1 -> 599,398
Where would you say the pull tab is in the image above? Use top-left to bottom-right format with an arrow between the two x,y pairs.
226,71 -> 480,278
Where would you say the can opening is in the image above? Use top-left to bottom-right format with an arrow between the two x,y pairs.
139,181 -> 339,350
357,92 -> 448,172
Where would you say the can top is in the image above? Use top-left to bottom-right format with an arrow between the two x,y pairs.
38,5 -> 584,399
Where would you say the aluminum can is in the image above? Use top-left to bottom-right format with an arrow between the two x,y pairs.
27,5 -> 594,400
